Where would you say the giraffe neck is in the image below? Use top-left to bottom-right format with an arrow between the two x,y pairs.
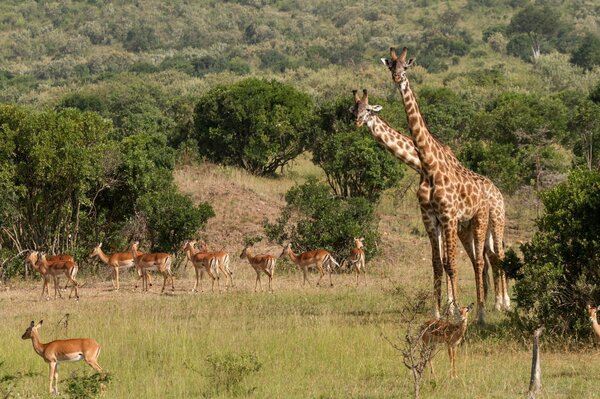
399,80 -> 440,173
366,115 -> 422,173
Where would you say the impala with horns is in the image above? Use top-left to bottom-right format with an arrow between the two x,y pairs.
279,243 -> 340,287
182,240 -> 220,293
22,320 -> 103,395
89,242 -> 147,290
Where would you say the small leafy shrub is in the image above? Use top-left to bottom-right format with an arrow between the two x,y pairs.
65,372 -> 112,399
264,178 -> 379,260
204,352 -> 262,397
511,170 -> 600,340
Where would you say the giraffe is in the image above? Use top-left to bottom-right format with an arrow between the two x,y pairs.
351,89 -> 510,318
380,47 -> 509,323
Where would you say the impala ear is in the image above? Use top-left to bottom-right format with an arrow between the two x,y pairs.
99,242 -> 102,248
37,320 -> 43,327
29,321 -> 35,328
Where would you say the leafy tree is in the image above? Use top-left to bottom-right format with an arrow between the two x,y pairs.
264,178 -> 379,260
507,4 -> 564,61
511,170 -> 600,339
570,33 -> 600,71
310,96 -> 405,201
568,99 -> 600,170
123,25 -> 160,52
192,78 -> 315,176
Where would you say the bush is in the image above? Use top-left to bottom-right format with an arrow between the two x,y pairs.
192,78 -> 315,176
511,170 -> 600,339
311,96 -> 405,201
264,178 -> 379,261
570,33 -> 600,71
203,352 -> 262,397
64,372 -> 112,399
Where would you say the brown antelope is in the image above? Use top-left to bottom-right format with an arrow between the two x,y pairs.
89,242 -> 148,290
421,303 -> 474,378
587,305 -> 600,341
182,240 -> 220,292
22,320 -> 103,396
240,245 -> 276,293
279,243 -> 340,287
25,251 -> 79,300
346,237 -> 366,286
130,241 -> 174,293
196,240 -> 234,289
25,252 -> 74,290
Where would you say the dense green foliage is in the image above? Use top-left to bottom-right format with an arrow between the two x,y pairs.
264,178 -> 379,261
0,105 -> 213,276
311,96 -> 405,201
511,170 -> 600,339
191,78 -> 314,175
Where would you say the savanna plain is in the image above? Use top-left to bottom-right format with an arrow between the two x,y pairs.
1,161 -> 598,399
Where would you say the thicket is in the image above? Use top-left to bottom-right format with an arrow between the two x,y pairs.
264,178 -> 379,261
510,169 -> 600,340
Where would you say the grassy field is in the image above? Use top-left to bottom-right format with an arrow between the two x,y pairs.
0,162 -> 591,398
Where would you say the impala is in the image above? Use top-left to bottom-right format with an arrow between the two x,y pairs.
25,251 -> 79,300
240,245 -> 276,292
89,242 -> 147,290
587,305 -> 600,341
130,241 -> 174,293
182,240 -> 220,292
421,303 -> 474,378
187,240 -> 234,290
279,243 -> 340,287
346,237 -> 366,286
22,320 -> 103,395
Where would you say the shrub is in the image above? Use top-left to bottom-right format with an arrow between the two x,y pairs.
203,352 -> 262,397
264,178 -> 379,260
511,170 -> 600,339
570,33 -> 600,71
311,96 -> 405,201
64,372 -> 112,399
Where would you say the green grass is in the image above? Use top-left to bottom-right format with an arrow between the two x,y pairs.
2,271 -> 599,398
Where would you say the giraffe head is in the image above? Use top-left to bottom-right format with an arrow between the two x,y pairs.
349,89 -> 382,128
381,47 -> 415,90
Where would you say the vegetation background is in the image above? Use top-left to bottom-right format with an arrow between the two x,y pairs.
1,0 -> 600,397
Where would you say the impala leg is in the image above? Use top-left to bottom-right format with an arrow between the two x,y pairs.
48,362 -> 56,395
161,271 -> 167,293
115,267 -> 120,291
328,263 -> 333,287
68,277 -> 79,300
302,266 -> 310,287
363,263 -> 367,286
268,273 -> 273,293
53,276 -> 62,299
41,278 -> 49,300
193,267 -> 199,292
254,271 -> 260,292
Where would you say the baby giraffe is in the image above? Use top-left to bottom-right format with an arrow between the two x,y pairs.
421,303 -> 474,378
22,320 -> 103,396
587,305 -> 600,340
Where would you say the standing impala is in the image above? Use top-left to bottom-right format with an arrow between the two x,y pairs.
279,243 -> 340,287
182,240 -> 220,292
185,240 -> 234,290
421,303 -> 474,378
240,245 -> 276,293
587,305 -> 600,341
130,241 -> 174,293
89,242 -> 145,290
22,320 -> 103,396
346,237 -> 366,286
25,251 -> 79,300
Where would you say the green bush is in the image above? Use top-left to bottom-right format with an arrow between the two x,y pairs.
311,96 -> 405,201
264,178 -> 379,260
65,372 -> 112,399
511,170 -> 600,339
203,352 -> 262,397
570,33 -> 600,71
192,78 -> 315,176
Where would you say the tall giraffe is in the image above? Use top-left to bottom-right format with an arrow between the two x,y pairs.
381,47 -> 508,323
351,89 -> 510,317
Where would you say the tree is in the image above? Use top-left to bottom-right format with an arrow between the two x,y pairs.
511,170 -> 600,339
568,100 -> 600,170
311,96 -> 405,201
570,34 -> 600,71
192,78 -> 315,176
507,5 -> 563,61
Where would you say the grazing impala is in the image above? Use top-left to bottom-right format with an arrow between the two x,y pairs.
130,241 -> 174,293
587,305 -> 600,341
240,245 -> 276,293
421,303 -> 474,378
22,320 -> 103,396
89,242 -> 146,290
25,251 -> 79,300
279,243 -> 340,287
182,240 -> 220,292
346,237 -> 366,286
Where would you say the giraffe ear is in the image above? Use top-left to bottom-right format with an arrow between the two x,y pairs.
368,105 -> 383,112
406,58 -> 415,67
348,106 -> 356,114
380,58 -> 391,68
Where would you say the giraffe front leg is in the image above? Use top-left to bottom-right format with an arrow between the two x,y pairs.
442,220 -> 460,317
